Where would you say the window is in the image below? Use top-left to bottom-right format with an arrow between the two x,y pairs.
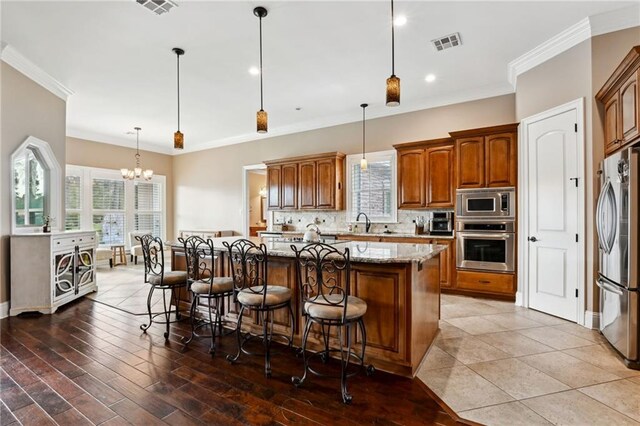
134,181 -> 163,238
92,178 -> 126,245
13,148 -> 46,226
65,174 -> 82,230
65,165 -> 166,247
346,150 -> 397,223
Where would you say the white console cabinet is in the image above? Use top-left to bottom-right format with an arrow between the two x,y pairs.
10,231 -> 98,316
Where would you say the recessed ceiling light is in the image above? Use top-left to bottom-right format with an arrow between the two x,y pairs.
295,107 -> 302,111
425,74 -> 436,83
249,66 -> 260,75
394,15 -> 407,26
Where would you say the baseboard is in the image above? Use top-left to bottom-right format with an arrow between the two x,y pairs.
515,291 -> 524,307
0,301 -> 9,319
584,310 -> 600,329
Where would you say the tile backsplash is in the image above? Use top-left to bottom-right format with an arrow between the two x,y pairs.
271,209 -> 453,234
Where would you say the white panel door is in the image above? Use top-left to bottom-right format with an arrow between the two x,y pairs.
527,109 -> 579,321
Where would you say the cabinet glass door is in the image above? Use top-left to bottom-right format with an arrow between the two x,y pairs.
77,248 -> 95,291
53,251 -> 75,300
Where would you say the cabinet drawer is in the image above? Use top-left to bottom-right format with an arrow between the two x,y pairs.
456,270 -> 514,294
53,234 -> 96,249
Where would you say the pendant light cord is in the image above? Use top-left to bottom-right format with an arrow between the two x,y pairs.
176,53 -> 181,131
391,0 -> 395,75
362,106 -> 366,159
259,15 -> 264,110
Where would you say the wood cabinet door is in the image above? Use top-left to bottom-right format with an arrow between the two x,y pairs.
397,149 -> 425,208
620,71 -> 639,144
456,137 -> 485,188
298,161 -> 316,209
266,165 -> 281,209
280,163 -> 298,209
316,158 -> 336,209
485,132 -> 517,187
425,145 -> 454,208
433,239 -> 453,288
604,95 -> 621,155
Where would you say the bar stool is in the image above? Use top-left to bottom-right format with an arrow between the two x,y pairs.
290,242 -> 374,404
138,234 -> 187,340
179,236 -> 234,355
223,239 -> 295,377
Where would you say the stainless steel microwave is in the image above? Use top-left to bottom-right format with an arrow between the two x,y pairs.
456,187 -> 516,219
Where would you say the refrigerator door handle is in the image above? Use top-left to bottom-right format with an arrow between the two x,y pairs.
596,179 -> 617,254
596,278 -> 624,296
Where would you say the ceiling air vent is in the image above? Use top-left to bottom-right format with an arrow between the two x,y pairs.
136,0 -> 177,15
431,33 -> 462,52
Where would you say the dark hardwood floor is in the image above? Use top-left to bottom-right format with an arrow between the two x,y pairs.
1,298 -> 459,425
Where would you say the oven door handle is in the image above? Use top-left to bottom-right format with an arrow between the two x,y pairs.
458,233 -> 512,239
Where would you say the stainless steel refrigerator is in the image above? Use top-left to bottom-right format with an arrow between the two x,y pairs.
596,145 -> 639,369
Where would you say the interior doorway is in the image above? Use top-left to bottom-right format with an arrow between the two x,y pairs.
518,98 -> 585,324
243,165 -> 267,237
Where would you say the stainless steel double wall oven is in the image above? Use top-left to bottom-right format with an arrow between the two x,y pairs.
456,187 -> 516,273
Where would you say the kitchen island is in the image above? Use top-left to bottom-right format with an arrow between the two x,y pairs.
170,237 -> 445,377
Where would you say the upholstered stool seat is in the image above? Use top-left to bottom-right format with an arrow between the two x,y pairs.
148,270 -> 187,286
96,247 -> 113,268
237,285 -> 292,307
305,295 -> 367,321
191,277 -> 234,295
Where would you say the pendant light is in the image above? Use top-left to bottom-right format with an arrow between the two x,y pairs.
121,127 -> 153,181
254,6 -> 268,133
386,0 -> 400,106
173,47 -> 185,149
360,104 -> 369,171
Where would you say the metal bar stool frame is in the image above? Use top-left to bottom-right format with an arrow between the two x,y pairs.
138,234 -> 187,340
179,236 -> 235,355
291,242 -> 374,404
223,239 -> 295,378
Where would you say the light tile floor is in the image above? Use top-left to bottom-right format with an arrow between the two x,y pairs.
417,294 -> 640,426
87,258 -> 174,315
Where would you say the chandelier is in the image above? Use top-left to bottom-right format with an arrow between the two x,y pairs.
121,127 -> 153,180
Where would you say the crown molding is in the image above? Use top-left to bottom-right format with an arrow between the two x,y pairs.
507,18 -> 591,88
1,43 -> 74,101
66,128 -> 175,155
590,4 -> 640,37
508,5 -> 640,89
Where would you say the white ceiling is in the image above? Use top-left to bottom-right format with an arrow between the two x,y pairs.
1,1 -> 636,154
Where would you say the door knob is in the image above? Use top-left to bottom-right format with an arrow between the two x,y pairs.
528,236 -> 538,242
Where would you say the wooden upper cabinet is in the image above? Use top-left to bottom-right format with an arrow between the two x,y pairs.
397,149 -> 426,208
264,152 -> 344,211
596,46 -> 640,156
298,161 -> 316,209
425,145 -> 455,207
604,95 -> 621,154
485,132 -> 517,187
280,163 -> 298,210
450,123 -> 519,189
316,158 -> 336,209
456,137 -> 485,189
620,71 -> 639,143
266,165 -> 281,209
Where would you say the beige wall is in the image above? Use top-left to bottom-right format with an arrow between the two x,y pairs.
66,137 -> 175,240
515,26 -> 640,315
248,171 -> 266,227
173,94 -> 516,234
1,62 -> 67,304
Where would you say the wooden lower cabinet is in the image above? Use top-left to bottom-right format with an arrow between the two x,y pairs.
170,244 -> 441,377
455,270 -> 515,297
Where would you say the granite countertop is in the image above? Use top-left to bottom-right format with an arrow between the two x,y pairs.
259,230 -> 455,240
169,236 -> 447,264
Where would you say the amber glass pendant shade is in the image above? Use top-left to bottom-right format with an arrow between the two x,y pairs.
386,75 -> 400,106
174,130 -> 184,150
257,109 -> 268,133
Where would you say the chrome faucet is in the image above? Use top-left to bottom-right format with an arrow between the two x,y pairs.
356,212 -> 371,233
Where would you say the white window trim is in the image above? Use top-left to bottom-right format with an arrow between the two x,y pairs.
11,136 -> 62,234
345,150 -> 398,224
65,165 -> 166,247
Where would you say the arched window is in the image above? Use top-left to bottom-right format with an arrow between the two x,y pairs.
11,136 -> 61,233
